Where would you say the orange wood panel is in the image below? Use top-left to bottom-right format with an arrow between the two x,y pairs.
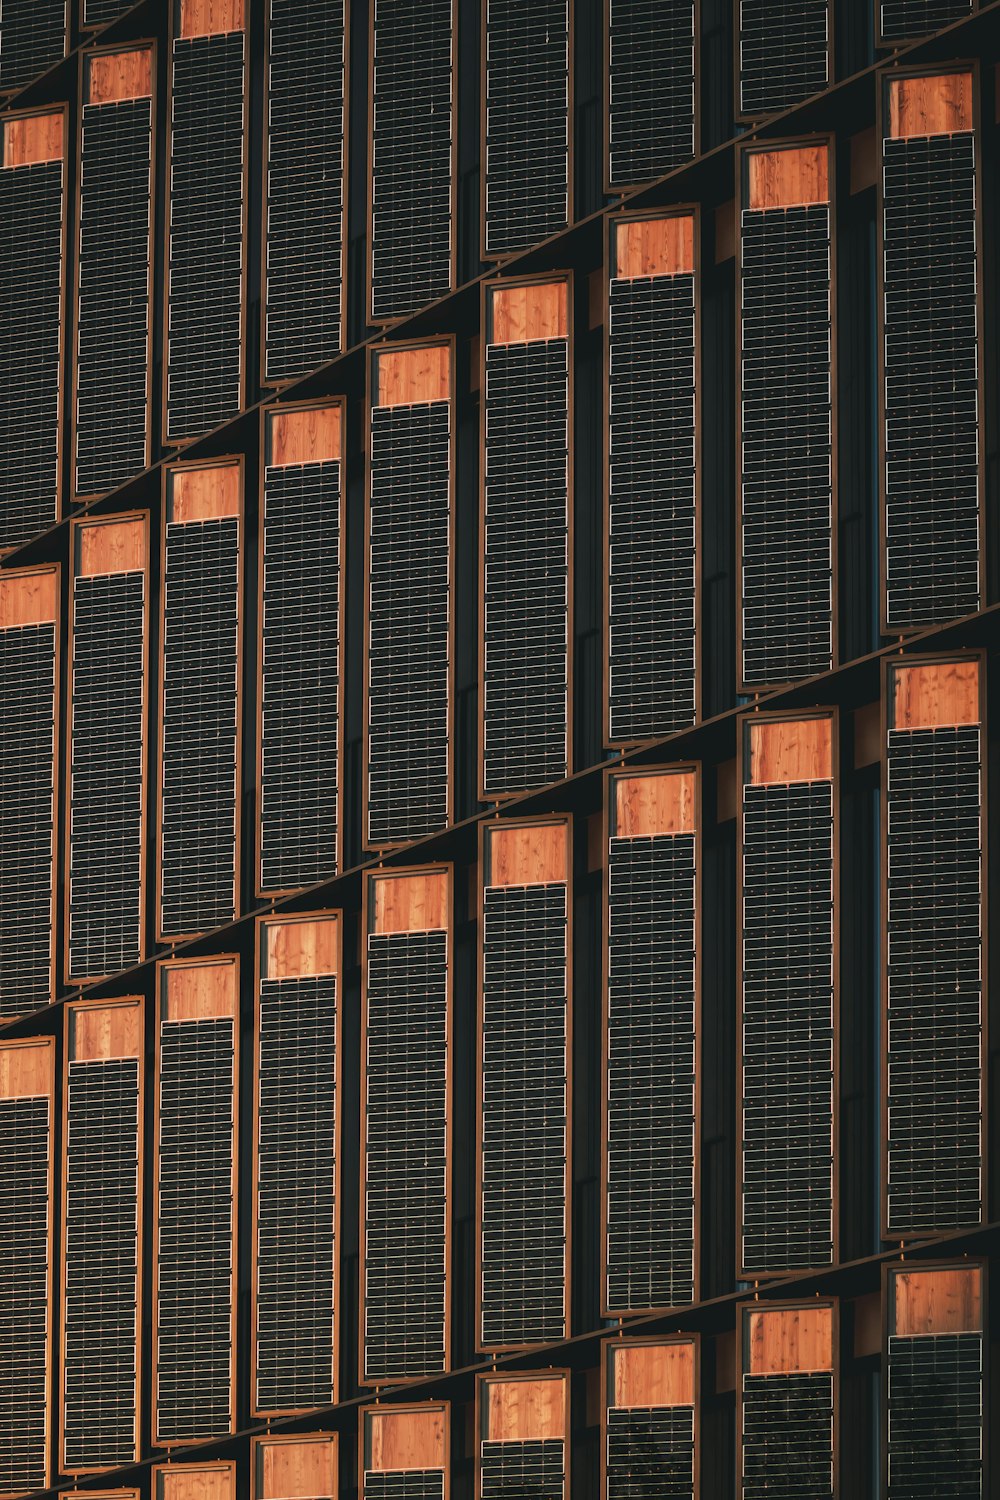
0,568 -> 57,628
376,345 -> 450,407
485,1377 -> 566,1441
0,1037 -> 54,1099
162,959 -> 238,1021
69,998 -> 142,1061
3,112 -> 63,167
490,281 -> 568,345
892,660 -> 979,730
270,405 -> 342,467
615,215 -> 695,279
170,463 -> 241,523
747,716 -> 832,786
747,1306 -> 833,1374
78,517 -> 145,576
367,1407 -> 446,1472
888,72 -> 973,138
612,1341 -> 695,1409
256,1435 -> 338,1497
372,870 -> 449,933
178,0 -> 245,37
614,771 -> 696,838
747,145 -> 829,209
893,1267 -> 982,1336
155,1465 -> 236,1500
264,915 -> 339,978
487,821 -> 568,887
87,49 -> 153,103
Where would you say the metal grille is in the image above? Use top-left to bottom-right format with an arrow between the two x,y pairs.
741,203 -> 832,687
0,1095 -> 50,1495
0,157 -> 62,548
608,270 -> 696,743
156,1016 -> 235,1443
265,0 -> 344,380
364,929 -> 449,1382
883,130 -> 979,630
367,401 -> 451,847
606,834 -> 696,1311
606,1406 -> 695,1499
371,0 -> 452,320
880,0 -> 973,41
63,1056 -> 139,1470
481,1438 -> 565,1498
484,0 -> 568,256
741,779 -> 834,1273
481,883 -> 567,1348
608,0 -> 695,187
75,96 -> 151,496
483,338 -> 569,795
167,31 -> 245,441
261,461 -> 340,889
160,516 -> 240,937
365,1473 -> 444,1500
886,725 -> 982,1234
738,0 -> 829,117
741,1372 -> 834,1499
0,0 -> 65,91
83,0 -> 131,22
887,1332 -> 983,1498
256,975 -> 337,1411
0,623 -> 54,1020
69,571 -> 145,980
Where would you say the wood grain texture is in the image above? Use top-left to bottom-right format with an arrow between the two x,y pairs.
69,998 -> 142,1061
367,1407 -> 446,1472
178,0 -> 245,37
487,821 -> 568,887
490,281 -> 568,344
893,1267 -> 982,1336
155,1465 -> 236,1500
746,1306 -> 833,1374
0,1037 -> 54,1099
614,771 -> 696,838
892,660 -> 979,730
484,1376 -> 566,1441
747,716 -> 832,786
264,915 -> 339,979
376,345 -> 450,407
3,112 -> 62,167
88,49 -> 153,103
170,463 -> 241,523
162,959 -> 238,1021
270,405 -> 342,466
612,1341 -> 695,1409
78,517 -> 145,576
888,72 -> 973,138
747,144 -> 829,209
615,215 -> 694,279
0,568 -> 57,628
372,870 -> 450,934
256,1435 -> 338,1497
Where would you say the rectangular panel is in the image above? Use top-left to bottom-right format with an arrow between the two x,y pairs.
0,1038 -> 54,1497
363,1405 -> 449,1500
880,70 -> 980,631
479,820 -> 570,1349
254,915 -> 340,1413
483,0 -> 569,256
154,958 -> 237,1444
477,1373 -> 568,1498
878,0 -> 974,43
254,1434 -> 338,1498
68,515 -> 148,981
740,1304 -> 835,1499
604,1339 -> 697,1500
61,998 -> 142,1472
158,462 -> 242,939
165,2 -> 247,441
263,0 -> 345,381
739,713 -> 836,1275
154,1462 -> 236,1500
369,0 -> 454,321
738,0 -> 829,117
0,0 -> 66,92
0,567 -> 57,1020
362,870 -> 451,1382
259,404 -> 343,892
604,768 -> 698,1313
0,109 -> 64,550
607,212 -> 697,745
606,0 -> 695,189
482,279 -> 570,797
82,0 -> 134,24
884,657 -> 984,1237
365,343 -> 453,849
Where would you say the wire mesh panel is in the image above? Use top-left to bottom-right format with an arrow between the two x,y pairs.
606,1407 -> 695,1499
483,0 -> 569,256
607,0 -> 695,188
0,0 -> 66,91
879,0 -> 973,41
264,0 -> 344,380
741,1372 -> 835,1498
738,0 -> 829,117
887,1332 -> 983,1496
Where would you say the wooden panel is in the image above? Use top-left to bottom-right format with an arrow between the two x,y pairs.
614,771 -> 696,838
888,72 -> 973,139
178,0 -> 245,37
156,1466 -> 236,1500
747,145 -> 829,209
87,49 -> 153,103
615,215 -> 695,279
169,464 -> 241,523
78,518 -> 145,576
69,998 -> 142,1061
0,1038 -> 53,1099
485,1377 -> 566,1441
490,281 -> 568,345
371,870 -> 449,933
893,1267 -> 982,1336
2,112 -> 63,167
270,406 -> 342,467
612,1341 -> 695,1409
161,959 -> 238,1020
257,1435 -> 338,1498
746,1306 -> 833,1374
367,1407 -> 446,1472
892,660 -> 979,730
376,345 -> 450,407
0,568 -> 57,628
487,821 -> 568,887
264,915 -> 339,978
747,717 -> 832,786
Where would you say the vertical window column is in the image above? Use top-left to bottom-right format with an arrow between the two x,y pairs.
477,1373 -> 568,1499
253,1435 -> 338,1499
738,0 -> 829,117
603,1338 -> 697,1500
606,0 -> 696,188
739,1303 -> 836,1499
362,1404 -> 449,1500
